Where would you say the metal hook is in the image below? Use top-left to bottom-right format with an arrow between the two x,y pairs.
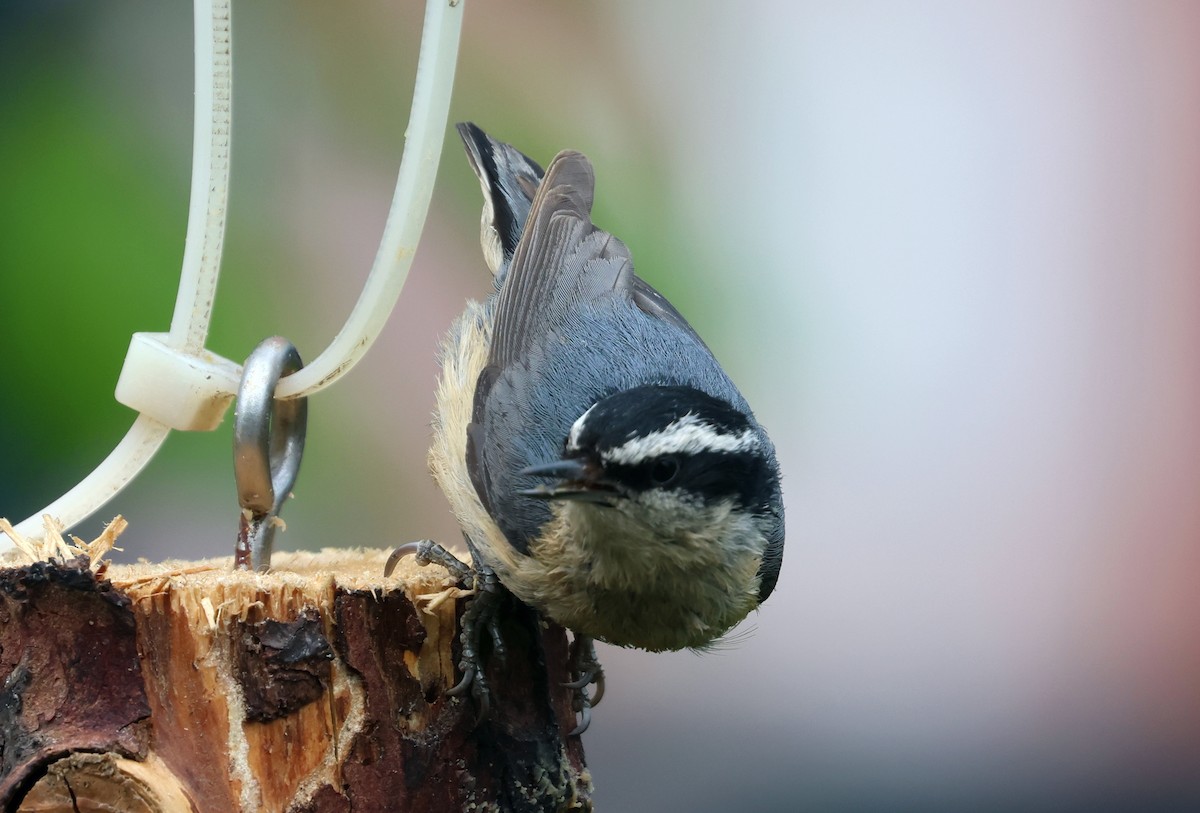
233,336 -> 308,571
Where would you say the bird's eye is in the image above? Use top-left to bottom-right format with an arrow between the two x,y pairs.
649,457 -> 679,485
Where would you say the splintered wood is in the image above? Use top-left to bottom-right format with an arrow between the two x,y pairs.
0,547 -> 592,813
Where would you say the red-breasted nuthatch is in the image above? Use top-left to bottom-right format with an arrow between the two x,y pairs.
392,123 -> 785,733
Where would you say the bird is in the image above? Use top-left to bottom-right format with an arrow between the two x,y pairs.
390,123 -> 785,733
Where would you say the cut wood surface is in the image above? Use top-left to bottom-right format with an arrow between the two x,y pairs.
0,547 -> 592,812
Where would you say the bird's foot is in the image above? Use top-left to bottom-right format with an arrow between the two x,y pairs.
564,634 -> 605,735
385,539 -> 504,724
385,538 -> 472,582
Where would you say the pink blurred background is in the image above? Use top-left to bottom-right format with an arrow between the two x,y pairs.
3,2 -> 1199,809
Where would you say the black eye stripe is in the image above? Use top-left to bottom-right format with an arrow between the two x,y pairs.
606,449 -> 772,509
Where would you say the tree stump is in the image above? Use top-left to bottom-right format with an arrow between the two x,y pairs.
0,543 -> 592,812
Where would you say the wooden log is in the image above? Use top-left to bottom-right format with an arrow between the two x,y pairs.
0,544 -> 592,812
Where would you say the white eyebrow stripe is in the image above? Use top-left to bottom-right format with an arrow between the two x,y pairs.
601,414 -> 760,465
566,403 -> 598,451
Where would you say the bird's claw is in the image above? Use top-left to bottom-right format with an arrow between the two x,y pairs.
564,634 -> 604,734
569,702 -> 591,737
563,669 -> 597,691
383,541 -> 422,577
446,664 -> 476,697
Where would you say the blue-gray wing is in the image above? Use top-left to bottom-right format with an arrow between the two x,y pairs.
467,151 -> 624,545
486,150 -> 625,369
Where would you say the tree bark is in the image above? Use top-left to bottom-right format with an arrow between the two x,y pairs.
0,549 -> 591,812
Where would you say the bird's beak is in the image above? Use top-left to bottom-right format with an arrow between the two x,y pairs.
517,458 -> 616,504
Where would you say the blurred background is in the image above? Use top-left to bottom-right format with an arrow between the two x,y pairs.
3,1 -> 1199,809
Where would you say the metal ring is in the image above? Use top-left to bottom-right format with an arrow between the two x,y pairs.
233,337 -> 307,570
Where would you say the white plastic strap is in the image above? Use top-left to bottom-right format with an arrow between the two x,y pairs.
2,0 -> 464,547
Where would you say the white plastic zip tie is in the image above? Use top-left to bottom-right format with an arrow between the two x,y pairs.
2,0 -> 464,548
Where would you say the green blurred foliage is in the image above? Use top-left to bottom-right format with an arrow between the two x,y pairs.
0,11 -> 180,517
